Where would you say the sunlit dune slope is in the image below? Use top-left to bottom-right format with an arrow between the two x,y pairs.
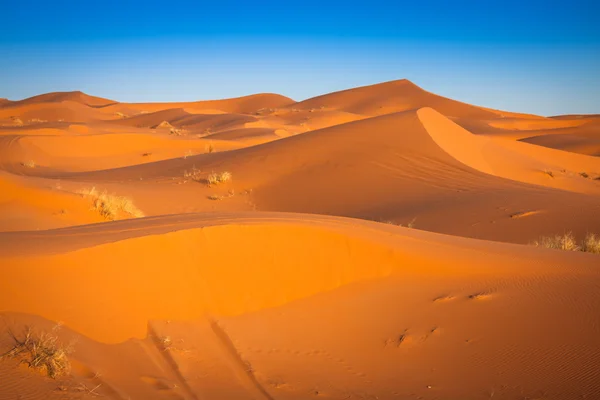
58,108 -> 600,243
290,79 -> 509,118
0,212 -> 599,399
5,91 -> 116,108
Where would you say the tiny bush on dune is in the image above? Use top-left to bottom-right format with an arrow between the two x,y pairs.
581,233 -> 600,254
206,171 -> 232,186
533,232 -> 600,254
21,160 -> 36,168
533,232 -> 579,251
78,187 -> 144,221
1,327 -> 72,378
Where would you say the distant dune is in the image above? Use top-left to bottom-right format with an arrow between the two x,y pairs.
1,79 -> 599,400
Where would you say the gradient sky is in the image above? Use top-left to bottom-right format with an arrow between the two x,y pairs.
1,0 -> 599,116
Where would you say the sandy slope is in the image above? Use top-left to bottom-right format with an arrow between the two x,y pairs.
49,108 -> 599,243
1,80 -> 599,400
1,213 -> 600,399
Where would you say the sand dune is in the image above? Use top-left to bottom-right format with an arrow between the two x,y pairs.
1,80 -> 599,400
1,213 -> 600,399
291,79 -> 505,118
7,91 -> 116,108
54,108 -> 600,243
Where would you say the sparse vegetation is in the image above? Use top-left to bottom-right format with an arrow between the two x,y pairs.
580,172 -> 589,178
533,232 -> 600,254
380,218 -> 416,228
78,187 -> 144,220
533,232 -> 579,251
21,160 -> 36,168
183,166 -> 202,182
142,152 -> 152,157
543,169 -> 554,178
1,327 -> 72,378
206,143 -> 215,153
581,233 -> 600,254
206,171 -> 232,186
183,150 -> 194,159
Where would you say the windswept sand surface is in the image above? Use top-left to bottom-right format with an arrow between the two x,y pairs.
1,80 -> 599,399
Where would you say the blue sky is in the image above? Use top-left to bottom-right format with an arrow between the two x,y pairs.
1,0 -> 599,115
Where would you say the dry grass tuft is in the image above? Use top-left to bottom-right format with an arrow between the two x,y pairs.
183,166 -> 202,182
1,327 -> 72,378
580,172 -> 589,178
533,232 -> 580,251
543,169 -> 554,178
206,143 -> 215,153
380,218 -> 416,228
78,187 -> 144,220
21,160 -> 36,168
532,232 -> 600,254
581,233 -> 600,254
207,171 -> 232,186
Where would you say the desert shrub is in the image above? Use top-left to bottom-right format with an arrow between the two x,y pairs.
533,232 -> 600,254
581,233 -> 600,254
78,187 -> 144,220
1,327 -> 71,378
206,171 -> 232,186
533,232 -> 579,251
183,166 -> 202,182
21,160 -> 36,168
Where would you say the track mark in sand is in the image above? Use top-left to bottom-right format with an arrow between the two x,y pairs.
468,292 -> 493,300
384,329 -> 409,348
209,319 -> 275,400
140,376 -> 180,392
433,294 -> 455,303
147,325 -> 199,400
510,210 -> 542,219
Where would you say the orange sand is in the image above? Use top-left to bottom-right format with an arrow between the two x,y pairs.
1,80 -> 599,400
